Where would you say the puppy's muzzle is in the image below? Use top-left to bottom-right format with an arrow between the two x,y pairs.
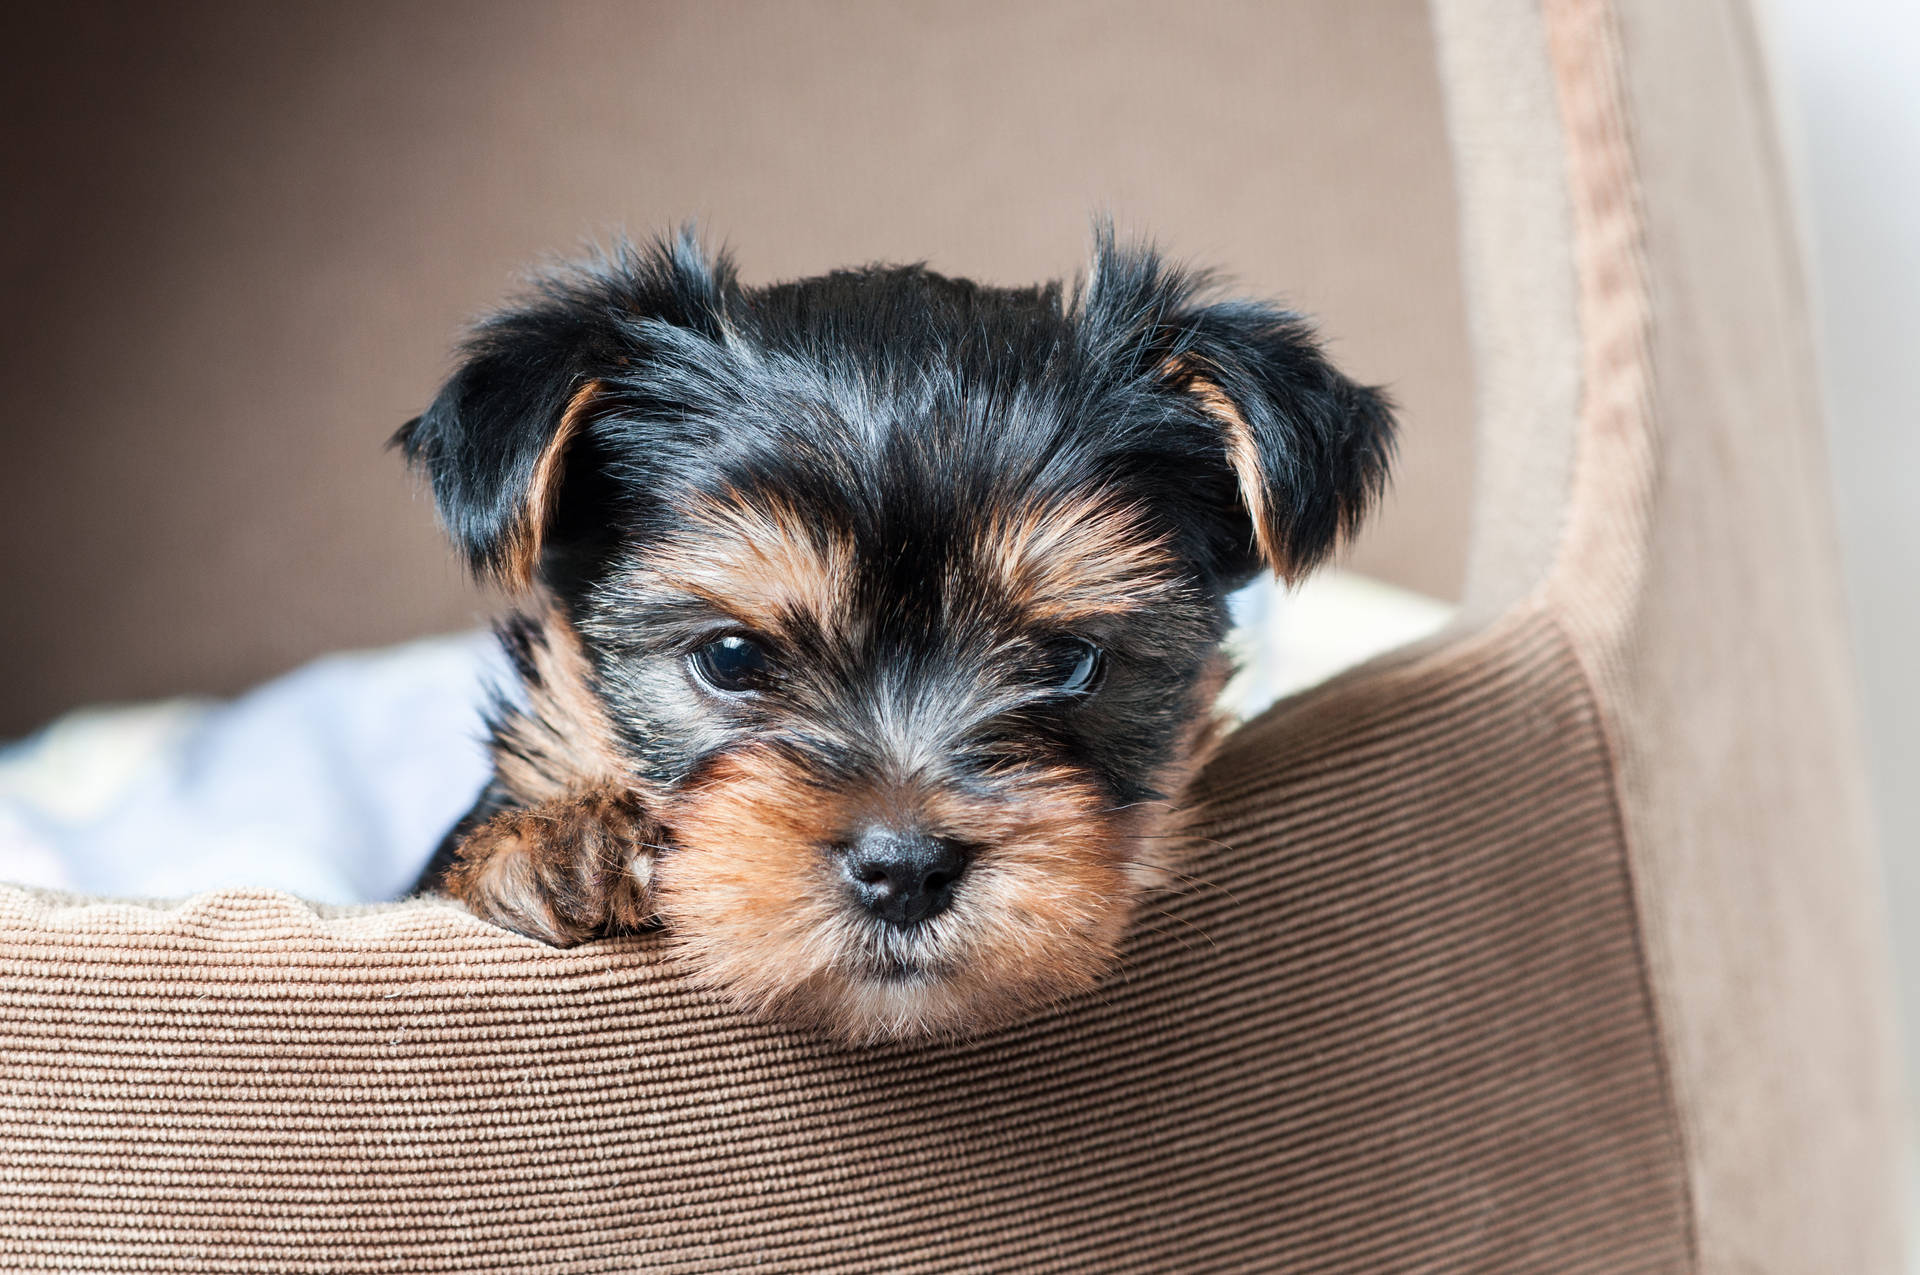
837,827 -> 970,927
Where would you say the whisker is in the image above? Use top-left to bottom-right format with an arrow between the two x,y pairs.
1130,831 -> 1242,856
1133,914 -> 1202,954
1138,907 -> 1218,953
1110,861 -> 1243,906
1097,799 -> 1173,817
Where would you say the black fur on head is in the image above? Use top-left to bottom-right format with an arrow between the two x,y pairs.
396,226 -> 1393,594
393,234 -> 738,591
402,226 -> 1396,1039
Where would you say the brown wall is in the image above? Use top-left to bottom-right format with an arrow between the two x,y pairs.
0,0 -> 1471,736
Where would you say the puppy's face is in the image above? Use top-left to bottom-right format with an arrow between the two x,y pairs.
586,480 -> 1225,1039
401,231 -> 1393,1039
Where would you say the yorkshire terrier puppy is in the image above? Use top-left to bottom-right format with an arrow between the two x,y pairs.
402,228 -> 1394,1040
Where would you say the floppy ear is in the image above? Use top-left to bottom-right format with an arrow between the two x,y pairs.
394,232 -> 732,591
1161,301 -> 1397,582
1078,231 -> 1396,583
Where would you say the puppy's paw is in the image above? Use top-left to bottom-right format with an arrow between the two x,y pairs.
444,789 -> 661,947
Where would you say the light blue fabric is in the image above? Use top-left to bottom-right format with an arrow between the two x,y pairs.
0,634 -> 501,905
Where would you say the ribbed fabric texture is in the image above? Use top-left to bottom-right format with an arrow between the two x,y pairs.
0,610 -> 1689,1272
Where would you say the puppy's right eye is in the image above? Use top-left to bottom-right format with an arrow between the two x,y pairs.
690,635 -> 774,694
1038,637 -> 1105,697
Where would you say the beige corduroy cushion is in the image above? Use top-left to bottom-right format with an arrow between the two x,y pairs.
1,612 -> 1686,1273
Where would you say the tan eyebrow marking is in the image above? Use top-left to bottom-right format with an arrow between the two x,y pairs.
977,491 -> 1179,624
634,489 -> 854,635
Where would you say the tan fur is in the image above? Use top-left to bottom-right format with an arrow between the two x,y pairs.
497,380 -> 603,590
633,490 -> 853,636
978,492 -> 1180,623
654,744 -> 1153,1041
1162,357 -> 1291,581
490,603 -> 635,804
1197,376 -> 1285,575
1124,648 -> 1233,892
446,787 -> 660,946
450,605 -> 667,947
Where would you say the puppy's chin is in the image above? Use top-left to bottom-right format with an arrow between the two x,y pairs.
657,871 -> 1141,1043
649,748 -> 1167,1042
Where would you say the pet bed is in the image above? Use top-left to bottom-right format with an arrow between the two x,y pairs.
0,0 -> 1903,1270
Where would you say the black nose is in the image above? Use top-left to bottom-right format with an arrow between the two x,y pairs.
839,827 -> 969,927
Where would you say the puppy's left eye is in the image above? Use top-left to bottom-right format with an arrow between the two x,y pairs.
691,634 -> 774,694
1040,638 -> 1104,697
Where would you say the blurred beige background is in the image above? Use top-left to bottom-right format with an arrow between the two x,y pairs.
0,0 -> 1472,737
